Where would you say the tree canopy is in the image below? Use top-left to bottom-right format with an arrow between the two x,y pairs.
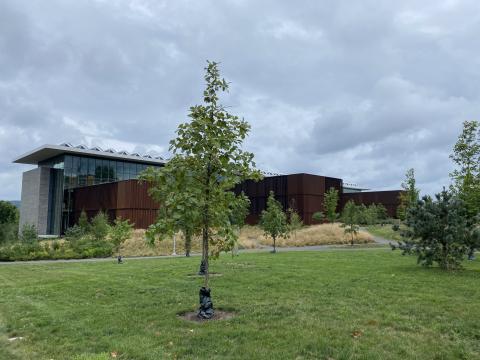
142,61 -> 262,307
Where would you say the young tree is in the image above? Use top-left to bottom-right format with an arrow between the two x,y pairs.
144,61 -> 261,319
450,120 -> 480,219
109,217 -> 134,259
91,211 -> 110,241
448,121 -> 480,259
323,187 -> 339,224
397,168 -> 420,221
78,210 -> 90,234
393,190 -> 474,270
341,200 -> 359,246
287,207 -> 303,240
260,192 -> 289,253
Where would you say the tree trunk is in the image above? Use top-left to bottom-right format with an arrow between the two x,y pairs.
185,229 -> 191,257
272,235 -> 276,253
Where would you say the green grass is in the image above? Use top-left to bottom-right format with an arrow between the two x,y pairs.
0,250 -> 479,359
365,224 -> 404,241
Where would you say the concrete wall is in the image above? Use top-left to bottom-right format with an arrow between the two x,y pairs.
19,167 -> 51,235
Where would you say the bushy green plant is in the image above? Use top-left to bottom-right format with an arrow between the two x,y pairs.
20,223 -> 37,243
0,222 -> 18,244
312,211 -> 325,223
393,190 -> 474,270
65,224 -> 85,241
341,201 -> 359,246
324,187 -> 339,224
78,210 -> 90,233
109,217 -> 134,255
287,207 -> 303,239
260,191 -> 289,253
91,212 -> 110,241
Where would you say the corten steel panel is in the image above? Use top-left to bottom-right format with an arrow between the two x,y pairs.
116,180 -> 158,210
71,180 -> 160,229
72,182 -> 117,212
341,190 -> 403,218
301,174 -> 325,195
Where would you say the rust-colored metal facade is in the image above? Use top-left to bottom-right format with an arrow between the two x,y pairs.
70,180 -> 158,229
69,174 -> 402,228
235,173 -> 343,225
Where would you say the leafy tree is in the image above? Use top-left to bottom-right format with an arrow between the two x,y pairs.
323,187 -> 339,224
393,190 -> 474,270
260,192 -> 289,253
109,217 -> 134,256
397,168 -> 420,221
449,120 -> 480,219
287,207 -> 303,240
448,121 -> 480,258
78,210 -> 90,234
0,201 -> 19,244
144,61 -> 261,318
0,201 -> 18,224
312,211 -> 325,224
141,156 -> 203,258
91,211 -> 110,241
341,200 -> 359,246
375,204 -> 389,224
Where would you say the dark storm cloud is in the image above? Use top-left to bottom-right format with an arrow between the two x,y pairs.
0,0 -> 479,199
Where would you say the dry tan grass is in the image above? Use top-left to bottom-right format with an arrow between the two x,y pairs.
119,230 -> 202,257
118,224 -> 373,257
238,223 -> 373,249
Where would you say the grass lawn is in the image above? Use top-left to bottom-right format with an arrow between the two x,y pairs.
365,224 -> 404,241
0,250 -> 479,359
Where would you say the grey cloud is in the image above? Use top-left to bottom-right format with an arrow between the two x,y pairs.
0,0 -> 479,200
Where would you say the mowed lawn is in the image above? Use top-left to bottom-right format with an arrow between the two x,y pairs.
0,250 -> 479,360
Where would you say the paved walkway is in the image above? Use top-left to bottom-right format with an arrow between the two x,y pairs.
0,230 -> 395,266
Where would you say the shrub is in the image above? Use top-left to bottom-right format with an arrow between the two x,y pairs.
341,201 -> 359,246
91,212 -> 110,241
20,223 -> 37,243
109,218 -> 134,255
393,190 -> 474,270
0,222 -> 18,244
312,211 -> 325,223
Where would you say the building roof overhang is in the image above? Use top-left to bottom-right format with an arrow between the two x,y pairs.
13,144 -> 166,166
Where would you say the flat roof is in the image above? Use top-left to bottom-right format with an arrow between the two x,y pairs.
13,144 -> 166,166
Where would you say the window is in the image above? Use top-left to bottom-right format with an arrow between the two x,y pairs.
101,159 -> 109,183
117,162 -> 125,181
87,158 -> 95,185
109,161 -> 117,182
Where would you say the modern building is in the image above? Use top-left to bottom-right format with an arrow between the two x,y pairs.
14,143 -> 164,235
14,143 -> 402,235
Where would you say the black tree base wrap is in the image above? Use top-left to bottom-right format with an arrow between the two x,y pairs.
197,287 -> 214,319
198,260 -> 206,275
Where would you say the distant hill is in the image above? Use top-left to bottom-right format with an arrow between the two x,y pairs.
6,201 -> 21,208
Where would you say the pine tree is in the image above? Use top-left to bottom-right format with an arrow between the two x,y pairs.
393,190 -> 474,270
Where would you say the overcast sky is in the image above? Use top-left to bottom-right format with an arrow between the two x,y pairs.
1,0 -> 478,200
